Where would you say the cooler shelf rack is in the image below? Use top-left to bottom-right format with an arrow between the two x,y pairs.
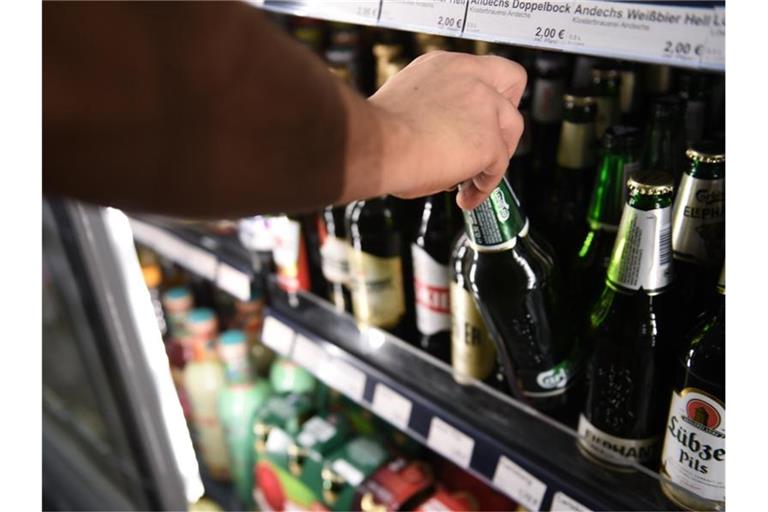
128,217 -> 680,511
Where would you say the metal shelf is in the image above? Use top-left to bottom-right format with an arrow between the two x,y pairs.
128,217 -> 685,511
252,0 -> 724,71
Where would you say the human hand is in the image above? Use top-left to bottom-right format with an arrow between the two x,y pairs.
368,51 -> 526,210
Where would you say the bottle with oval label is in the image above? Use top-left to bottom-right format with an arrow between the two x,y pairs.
660,265 -> 725,510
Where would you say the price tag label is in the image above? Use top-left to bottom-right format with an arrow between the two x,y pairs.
371,384 -> 413,431
427,417 -> 474,468
492,455 -> 547,511
464,0 -> 573,50
262,0 -> 380,25
320,359 -> 366,402
216,263 -> 251,301
291,334 -> 329,375
701,6 -> 725,70
380,0 -> 468,36
128,218 -> 165,248
550,491 -> 592,512
261,316 -> 295,356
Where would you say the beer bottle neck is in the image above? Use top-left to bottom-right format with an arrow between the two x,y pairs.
556,117 -> 596,170
587,147 -> 639,231
607,193 -> 673,294
463,178 -> 528,252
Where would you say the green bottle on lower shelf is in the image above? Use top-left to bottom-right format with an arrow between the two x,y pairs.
218,380 -> 272,509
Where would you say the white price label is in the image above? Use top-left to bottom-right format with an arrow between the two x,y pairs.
492,455 -> 547,511
550,491 -> 592,512
320,359 -> 366,402
427,417 -> 474,468
159,234 -> 218,280
128,218 -> 165,247
371,383 -> 413,430
291,334 -> 329,375
261,316 -> 295,356
263,0 -> 380,25
380,0 -> 467,36
216,263 -> 251,301
701,6 -> 725,70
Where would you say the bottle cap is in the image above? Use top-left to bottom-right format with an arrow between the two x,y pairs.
218,330 -> 246,346
591,64 -> 620,80
563,89 -> 596,107
686,140 -> 725,163
603,125 -> 641,149
627,171 -> 674,196
373,43 -> 402,60
162,287 -> 192,312
141,264 -> 162,289
186,308 -> 218,335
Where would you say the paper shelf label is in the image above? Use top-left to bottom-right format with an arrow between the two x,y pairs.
261,316 -> 295,356
492,455 -> 547,511
427,417 -> 474,468
291,334 -> 329,375
263,0 -> 380,25
371,383 -> 413,430
321,359 -> 366,402
380,0 -> 468,36
216,263 -> 251,301
550,491 -> 592,512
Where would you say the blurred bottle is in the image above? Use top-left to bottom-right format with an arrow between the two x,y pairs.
572,126 -> 642,327
618,62 -> 641,124
507,87 -> 532,201
162,286 -> 195,421
346,197 -> 413,340
642,95 -> 687,185
183,309 -> 231,480
319,206 -> 354,313
676,71 -> 709,146
231,288 -> 275,378
412,191 -> 463,362
138,251 -> 167,336
591,63 -> 622,140
373,42 -> 404,90
530,53 -> 568,176
292,17 -> 326,55
238,215 -> 275,295
271,214 -> 326,299
538,90 -> 598,262
572,55 -> 598,89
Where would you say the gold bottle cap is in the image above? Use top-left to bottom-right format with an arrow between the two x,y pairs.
563,92 -> 596,107
686,142 -> 725,164
627,171 -> 674,195
373,43 -> 402,59
591,67 -> 620,79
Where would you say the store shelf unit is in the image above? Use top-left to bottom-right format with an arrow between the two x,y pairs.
127,218 -> 681,511
252,0 -> 724,71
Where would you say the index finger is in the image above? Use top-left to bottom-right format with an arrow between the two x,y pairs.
473,55 -> 528,107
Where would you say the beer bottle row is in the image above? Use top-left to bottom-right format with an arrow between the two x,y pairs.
244,19 -> 726,511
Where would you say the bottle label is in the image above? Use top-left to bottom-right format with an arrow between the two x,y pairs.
218,343 -> 253,384
348,249 -> 406,328
412,244 -> 451,335
660,389 -> 725,502
607,205 -> 672,293
272,217 -> 308,293
320,235 -> 351,285
532,78 -> 564,124
297,416 -> 338,448
671,174 -> 725,266
578,415 -> 659,467
557,120 -> 597,169
450,282 -> 497,382
595,96 -> 619,139
529,356 -> 581,397
238,216 -> 274,252
464,177 -> 528,252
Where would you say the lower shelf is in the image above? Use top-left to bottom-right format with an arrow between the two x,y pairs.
262,282 -> 680,512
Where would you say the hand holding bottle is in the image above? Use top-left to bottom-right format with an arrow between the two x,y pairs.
368,51 -> 527,210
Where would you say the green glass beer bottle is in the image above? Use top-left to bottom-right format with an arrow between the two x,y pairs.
591,63 -> 622,140
659,264 -> 725,511
578,171 -> 677,470
642,96 -> 686,184
463,177 -> 583,420
671,142 -> 725,331
538,91 -> 598,260
572,126 -> 642,324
